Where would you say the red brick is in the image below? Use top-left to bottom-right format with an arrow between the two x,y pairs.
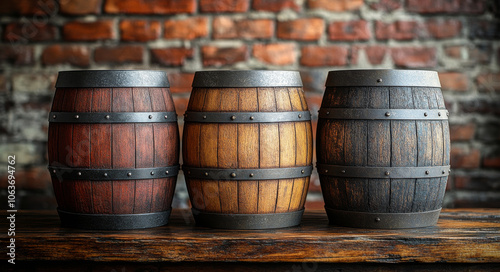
483,156 -> 500,168
4,22 -> 57,42
425,19 -> 461,39
60,0 -> 102,15
94,46 -> 143,64
173,96 -> 189,116
151,48 -> 194,67
168,73 -> 195,94
213,17 -> 274,39
444,44 -> 492,64
375,20 -> 420,40
308,0 -> 363,11
406,0 -> 486,14
0,45 -> 34,65
369,0 -> 402,11
391,47 -> 437,68
454,175 -> 500,191
438,72 -> 469,92
105,0 -> 195,14
300,45 -> 347,67
450,123 -> 475,141
253,0 -> 301,11
365,45 -> 388,65
202,45 -> 248,67
278,18 -> 324,41
444,45 -> 462,59
469,20 -> 500,39
459,99 -> 500,115
476,73 -> 500,93
63,20 -> 115,41
253,43 -> 296,66
0,0 -> 57,15
450,146 -> 481,169
200,0 -> 249,12
120,20 -> 161,42
164,17 -> 208,40
0,74 -> 7,92
42,45 -> 90,67
329,20 -> 370,41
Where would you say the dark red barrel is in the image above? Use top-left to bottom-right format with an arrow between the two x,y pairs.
48,70 -> 179,230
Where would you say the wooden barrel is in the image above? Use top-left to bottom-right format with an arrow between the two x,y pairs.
317,69 -> 450,229
48,70 -> 179,230
182,70 -> 313,229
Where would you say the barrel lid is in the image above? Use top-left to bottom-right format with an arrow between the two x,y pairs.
325,69 -> 441,87
192,70 -> 302,87
55,70 -> 170,88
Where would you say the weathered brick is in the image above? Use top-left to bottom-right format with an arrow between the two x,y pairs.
253,43 -> 296,66
450,146 -> 480,169
202,45 -> 248,67
60,0 -> 102,15
483,155 -> 500,169
369,0 -> 402,11
42,45 -> 90,67
168,73 -> 195,94
329,20 -> 370,41
425,19 -> 461,39
0,74 -> 6,92
365,45 -> 388,65
12,73 -> 55,94
391,47 -> 437,68
468,20 -> 500,39
300,70 -> 328,93
120,20 -> 161,42
444,45 -> 462,59
300,45 -> 348,67
444,44 -> 492,64
105,0 -> 195,14
94,46 -> 143,64
438,72 -> 469,92
4,22 -> 57,42
308,0 -> 363,11
459,99 -> 500,115
151,48 -> 194,67
0,166 -> 51,190
454,175 -> 500,191
0,143 -> 45,165
63,20 -> 115,41
253,0 -> 301,11
164,17 -> 208,40
407,0 -> 486,14
450,123 -> 475,141
476,73 -> 500,93
0,45 -> 34,65
200,0 -> 249,12
0,0 -> 57,15
173,96 -> 190,116
477,122 -> 500,142
375,20 -> 420,40
278,18 -> 324,41
213,17 -> 274,39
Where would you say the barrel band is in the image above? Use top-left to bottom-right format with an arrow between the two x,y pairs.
49,112 -> 177,123
48,165 -> 180,181
184,111 -> 311,123
318,109 -> 449,120
55,70 -> 170,88
325,69 -> 441,87
317,164 -> 450,179
192,70 -> 302,87
182,165 -> 313,180
325,207 -> 441,229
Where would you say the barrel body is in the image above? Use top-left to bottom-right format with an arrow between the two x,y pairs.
48,70 -> 179,230
317,70 -> 450,229
183,70 -> 313,229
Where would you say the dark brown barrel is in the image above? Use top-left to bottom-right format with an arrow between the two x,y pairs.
183,70 -> 313,229
48,70 -> 179,230
317,69 -> 450,229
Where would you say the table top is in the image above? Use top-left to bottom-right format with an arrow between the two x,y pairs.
3,209 -> 500,263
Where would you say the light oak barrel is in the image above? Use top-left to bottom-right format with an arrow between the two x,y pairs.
317,69 -> 450,229
48,70 -> 179,230
183,70 -> 313,229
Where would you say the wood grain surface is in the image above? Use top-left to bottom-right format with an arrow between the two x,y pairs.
2,209 -> 499,263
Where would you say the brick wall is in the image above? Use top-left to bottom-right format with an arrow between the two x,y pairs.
0,0 -> 499,210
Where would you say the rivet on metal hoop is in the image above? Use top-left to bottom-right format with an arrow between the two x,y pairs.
375,217 -> 381,222
301,169 -> 305,174
385,112 -> 391,117
203,115 -> 207,119
78,172 -> 82,176
325,169 -> 329,173
230,172 -> 237,178
150,171 -> 155,175
298,114 -> 302,118
164,115 -> 168,119
167,170 -> 170,175
127,172 -> 132,177
103,173 -> 108,177
425,170 -> 430,175
377,79 -> 383,83
385,171 -> 390,176
442,170 -> 446,174
326,111 -> 330,115
249,116 -> 254,120
438,112 -> 442,116
52,115 -> 57,119
249,173 -> 254,177
231,115 -> 236,120
74,115 -> 80,119
52,169 -> 56,173
148,115 -> 153,119
105,115 -> 110,119
341,170 -> 346,174
424,112 -> 428,117
204,172 -> 209,176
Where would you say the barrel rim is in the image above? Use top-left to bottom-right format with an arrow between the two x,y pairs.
55,70 -> 170,88
325,69 -> 441,87
192,70 -> 303,87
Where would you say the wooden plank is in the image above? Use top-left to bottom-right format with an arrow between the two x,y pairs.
237,88 -> 259,214
111,88 -> 135,214
258,87 -> 279,214
218,88 -> 239,213
11,209 -> 500,263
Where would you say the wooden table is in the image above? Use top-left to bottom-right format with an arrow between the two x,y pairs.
2,209 -> 500,271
